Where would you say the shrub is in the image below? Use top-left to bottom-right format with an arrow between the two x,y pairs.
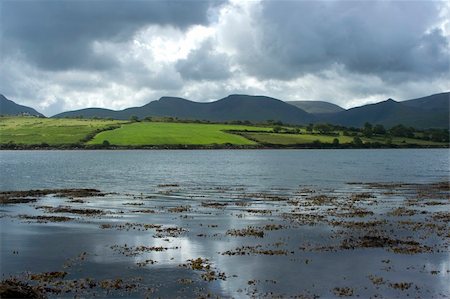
362,122 -> 373,138
389,124 -> 414,138
314,123 -> 333,134
273,126 -> 282,133
386,136 -> 392,145
353,136 -> 363,146
373,124 -> 386,135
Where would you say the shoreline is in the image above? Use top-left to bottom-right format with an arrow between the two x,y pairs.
0,143 -> 448,150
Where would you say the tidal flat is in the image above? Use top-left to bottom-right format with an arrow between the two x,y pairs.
1,149 -> 449,298
1,181 -> 449,298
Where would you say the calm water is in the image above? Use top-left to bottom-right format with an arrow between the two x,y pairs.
0,149 -> 449,298
1,149 -> 449,192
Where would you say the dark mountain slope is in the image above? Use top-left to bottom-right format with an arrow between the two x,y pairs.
287,101 -> 345,114
0,95 -> 44,117
401,92 -> 449,112
122,97 -> 206,120
53,95 -> 315,124
53,107 -> 118,119
203,95 -> 314,123
320,95 -> 449,129
52,92 -> 448,128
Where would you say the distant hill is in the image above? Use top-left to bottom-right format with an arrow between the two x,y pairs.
51,107 -> 119,119
287,101 -> 344,114
0,94 -> 44,117
319,92 -> 449,129
53,95 -> 315,124
51,91 -> 449,128
401,92 -> 449,112
201,95 -> 314,124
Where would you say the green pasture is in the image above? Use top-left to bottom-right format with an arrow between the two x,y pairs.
247,131 -> 446,146
363,135 -> 446,146
89,122 -> 271,146
0,117 -> 123,145
0,117 -> 446,147
245,132 -> 354,145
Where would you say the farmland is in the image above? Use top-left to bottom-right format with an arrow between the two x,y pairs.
0,117 -> 447,148
245,132 -> 446,146
244,132 -> 354,145
88,122 -> 270,146
0,117 -> 122,145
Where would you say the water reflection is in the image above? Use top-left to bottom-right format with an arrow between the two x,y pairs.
0,150 -> 449,297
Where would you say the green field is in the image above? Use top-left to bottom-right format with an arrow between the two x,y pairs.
89,122 -> 270,146
362,136 -> 446,146
245,132 -> 354,145
0,117 -> 447,148
0,117 -> 123,145
247,132 -> 446,146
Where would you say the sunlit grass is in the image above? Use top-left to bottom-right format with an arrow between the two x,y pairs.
89,122 -> 271,145
245,132 -> 354,145
0,117 -> 123,145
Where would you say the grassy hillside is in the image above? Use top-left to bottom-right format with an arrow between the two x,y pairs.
245,132 -> 354,145
0,117 -> 447,148
362,136 -> 445,146
0,117 -> 122,145
88,122 -> 270,146
245,132 -> 445,146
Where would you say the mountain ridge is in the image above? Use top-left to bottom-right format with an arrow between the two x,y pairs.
318,93 -> 449,129
0,94 -> 44,117
54,94 -> 316,125
1,92 -> 448,129
287,101 -> 345,114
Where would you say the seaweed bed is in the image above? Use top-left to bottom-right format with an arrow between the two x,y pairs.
0,181 -> 449,298
0,188 -> 105,204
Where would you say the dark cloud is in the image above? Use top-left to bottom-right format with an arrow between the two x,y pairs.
0,0 -> 448,115
231,1 -> 449,82
1,0 -> 221,71
176,41 -> 232,81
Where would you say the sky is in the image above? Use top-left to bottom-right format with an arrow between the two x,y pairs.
1,0 -> 449,116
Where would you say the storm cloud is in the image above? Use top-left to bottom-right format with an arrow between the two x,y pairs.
0,0 -> 448,116
176,40 -> 232,81
2,0 -> 220,70
222,1 -> 449,81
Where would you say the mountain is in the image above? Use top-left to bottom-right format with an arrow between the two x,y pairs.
319,92 -> 449,129
52,92 -> 449,128
51,97 -> 199,120
120,97 -> 206,120
50,107 -> 119,119
401,92 -> 449,112
53,95 -> 315,124
0,94 -> 44,117
200,95 -> 314,123
287,101 -> 344,114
